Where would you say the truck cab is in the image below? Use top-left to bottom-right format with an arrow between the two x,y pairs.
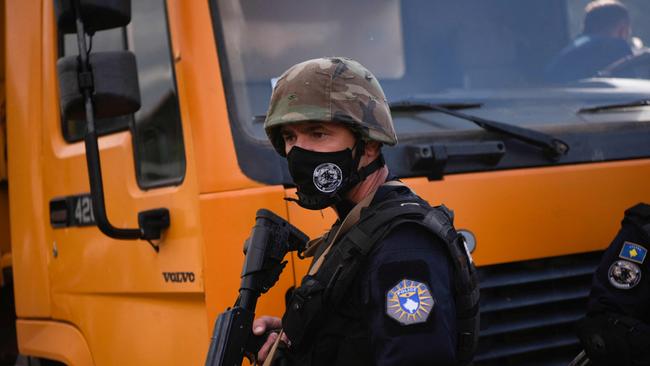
3,1 -> 650,365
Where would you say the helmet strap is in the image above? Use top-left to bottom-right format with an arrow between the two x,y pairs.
344,140 -> 385,191
356,153 -> 385,182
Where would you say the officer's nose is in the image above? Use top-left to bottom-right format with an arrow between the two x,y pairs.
287,134 -> 310,153
285,138 -> 301,155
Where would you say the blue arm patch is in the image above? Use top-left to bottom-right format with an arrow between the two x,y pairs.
619,242 -> 647,264
386,279 -> 435,325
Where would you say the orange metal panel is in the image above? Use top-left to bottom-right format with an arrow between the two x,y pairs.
49,293 -> 207,366
0,0 -> 7,183
6,0 -> 51,318
201,186 -> 295,333
415,159 -> 650,266
17,319 -> 94,366
19,308 -> 206,366
0,188 -> 11,257
0,0 -> 4,91
173,0 -> 261,194
42,132 -> 206,296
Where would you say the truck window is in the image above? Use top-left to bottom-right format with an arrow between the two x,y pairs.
59,0 -> 186,189
210,0 -> 650,185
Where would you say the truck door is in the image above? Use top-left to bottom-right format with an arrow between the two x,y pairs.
39,1 -> 207,364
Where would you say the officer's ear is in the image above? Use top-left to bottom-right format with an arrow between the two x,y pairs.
615,21 -> 631,39
363,141 -> 382,159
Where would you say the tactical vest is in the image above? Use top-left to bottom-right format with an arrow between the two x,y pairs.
282,190 -> 480,366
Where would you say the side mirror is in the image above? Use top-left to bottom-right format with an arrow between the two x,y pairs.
54,0 -> 170,250
57,51 -> 141,120
55,0 -> 131,34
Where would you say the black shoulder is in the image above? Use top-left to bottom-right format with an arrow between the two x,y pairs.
625,203 -> 650,220
623,202 -> 650,240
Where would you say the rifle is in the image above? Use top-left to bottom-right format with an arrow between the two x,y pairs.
205,209 -> 309,366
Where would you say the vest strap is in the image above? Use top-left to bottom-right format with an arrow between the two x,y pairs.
262,329 -> 285,366
307,181 -> 408,274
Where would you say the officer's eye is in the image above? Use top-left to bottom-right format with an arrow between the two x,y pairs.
282,133 -> 296,143
311,131 -> 326,139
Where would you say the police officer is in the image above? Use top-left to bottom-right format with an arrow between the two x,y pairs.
252,57 -> 478,366
577,203 -> 650,366
545,0 -> 634,83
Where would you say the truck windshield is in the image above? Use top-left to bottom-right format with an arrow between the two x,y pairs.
210,0 -> 650,184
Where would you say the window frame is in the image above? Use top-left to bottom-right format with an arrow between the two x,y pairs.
56,0 -> 187,190
207,0 -> 650,185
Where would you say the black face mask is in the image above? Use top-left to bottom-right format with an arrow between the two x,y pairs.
286,143 -> 384,210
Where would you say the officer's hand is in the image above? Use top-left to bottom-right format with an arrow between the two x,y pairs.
253,316 -> 289,363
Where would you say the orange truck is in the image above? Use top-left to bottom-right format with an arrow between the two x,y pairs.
2,0 -> 650,365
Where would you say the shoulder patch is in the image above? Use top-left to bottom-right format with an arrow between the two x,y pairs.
608,260 -> 642,290
386,279 -> 435,325
619,241 -> 647,264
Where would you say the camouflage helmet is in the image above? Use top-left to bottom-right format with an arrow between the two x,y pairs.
264,57 -> 397,156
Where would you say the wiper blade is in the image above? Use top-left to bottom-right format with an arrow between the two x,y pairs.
390,102 -> 483,112
253,102 -> 481,124
577,99 -> 650,114
390,99 -> 569,159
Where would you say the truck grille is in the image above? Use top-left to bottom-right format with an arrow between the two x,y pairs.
475,251 -> 603,366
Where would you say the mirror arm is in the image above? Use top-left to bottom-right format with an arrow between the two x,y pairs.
71,0 -> 169,248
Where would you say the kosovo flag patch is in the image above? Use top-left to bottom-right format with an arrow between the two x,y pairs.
619,241 -> 647,264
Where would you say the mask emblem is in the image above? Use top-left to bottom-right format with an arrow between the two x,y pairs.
312,163 -> 343,193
